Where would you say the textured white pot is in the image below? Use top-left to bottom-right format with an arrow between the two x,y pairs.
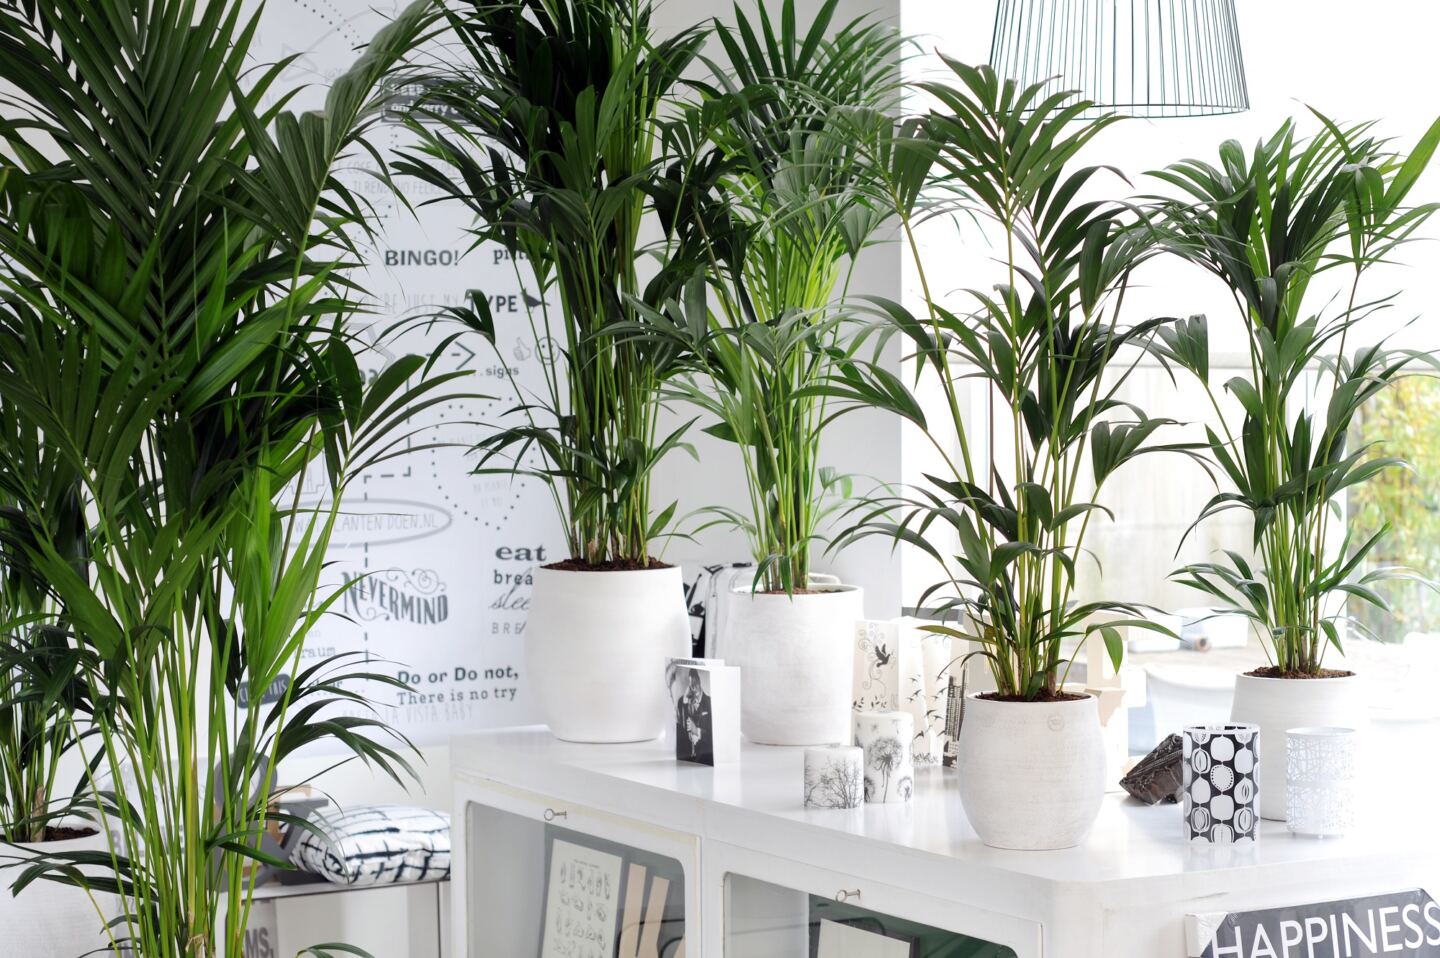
1231,672 -> 1365,821
527,565 -> 690,743
721,584 -> 864,746
0,831 -> 115,958
956,693 -> 1107,850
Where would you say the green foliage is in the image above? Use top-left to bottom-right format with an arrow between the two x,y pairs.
625,0 -> 902,593
1345,378 -> 1440,642
835,62 -> 1176,700
1151,114 -> 1440,673
0,396 -> 91,843
395,0 -> 709,566
0,2 -> 469,956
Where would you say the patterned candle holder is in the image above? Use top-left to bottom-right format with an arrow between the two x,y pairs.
803,745 -> 864,809
1286,727 -> 1358,838
1183,723 -> 1259,844
852,710 -> 915,803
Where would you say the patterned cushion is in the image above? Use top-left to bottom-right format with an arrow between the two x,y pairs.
291,805 -> 450,886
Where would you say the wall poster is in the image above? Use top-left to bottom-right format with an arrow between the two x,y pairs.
252,0 -> 560,744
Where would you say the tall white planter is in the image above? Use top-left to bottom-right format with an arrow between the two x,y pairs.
956,693 -> 1106,850
1231,672 -> 1365,821
527,565 -> 690,743
721,585 -> 863,746
0,831 -> 115,958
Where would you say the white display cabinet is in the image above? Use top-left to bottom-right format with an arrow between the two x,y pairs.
709,843 -> 1034,957
452,728 -> 1440,958
452,772 -> 700,958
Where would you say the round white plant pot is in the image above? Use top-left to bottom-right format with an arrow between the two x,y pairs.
721,584 -> 864,746
0,830 -> 115,958
1231,671 -> 1365,821
956,693 -> 1107,850
527,565 -> 690,744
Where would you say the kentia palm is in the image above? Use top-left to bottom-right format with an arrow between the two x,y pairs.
836,62 -> 1176,848
1148,116 -> 1440,818
394,0 -> 707,742
629,0 -> 902,744
0,403 -> 91,847
0,2 -> 470,956
0,405 -> 105,955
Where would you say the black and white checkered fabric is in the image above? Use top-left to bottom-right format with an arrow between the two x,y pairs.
291,805 -> 451,886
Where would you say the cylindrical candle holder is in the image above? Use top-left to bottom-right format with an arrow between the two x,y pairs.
1183,723 -> 1259,844
803,745 -> 864,809
1286,726 -> 1358,838
852,710 -> 915,803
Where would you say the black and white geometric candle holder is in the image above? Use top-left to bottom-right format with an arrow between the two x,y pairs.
1183,723 -> 1259,844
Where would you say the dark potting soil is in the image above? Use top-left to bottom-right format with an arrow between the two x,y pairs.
977,689 -> 1088,704
1245,666 -> 1356,680
44,825 -> 98,842
543,558 -> 673,572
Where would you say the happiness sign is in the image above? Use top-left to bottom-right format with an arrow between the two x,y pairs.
1188,890 -> 1440,958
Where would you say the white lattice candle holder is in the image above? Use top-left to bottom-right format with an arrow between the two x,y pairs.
803,745 -> 864,810
852,710 -> 915,804
1286,726 -> 1358,838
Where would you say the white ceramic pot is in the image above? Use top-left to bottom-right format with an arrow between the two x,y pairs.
1230,672 -> 1365,821
0,831 -> 115,958
956,693 -> 1107,850
527,565 -> 690,743
720,584 -> 864,746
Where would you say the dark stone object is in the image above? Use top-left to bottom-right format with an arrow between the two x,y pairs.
1121,733 -> 1185,805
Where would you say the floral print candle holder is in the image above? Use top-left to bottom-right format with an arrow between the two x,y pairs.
1286,726 -> 1358,838
1183,723 -> 1259,844
852,710 -> 915,803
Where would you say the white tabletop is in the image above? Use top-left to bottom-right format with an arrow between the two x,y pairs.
452,726 -> 1439,894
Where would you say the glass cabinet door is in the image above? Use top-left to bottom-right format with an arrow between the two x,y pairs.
465,800 -> 687,958
725,873 -> 1017,958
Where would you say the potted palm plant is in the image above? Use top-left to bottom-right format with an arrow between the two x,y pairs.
838,62 -> 1175,849
0,629 -> 111,958
1149,116 -> 1440,819
0,437 -> 111,957
394,0 -> 709,742
626,0 -> 902,745
0,404 -> 90,844
0,2 -> 465,955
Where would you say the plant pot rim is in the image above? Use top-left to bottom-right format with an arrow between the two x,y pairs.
728,582 -> 859,598
536,563 -> 680,576
1235,671 -> 1360,683
965,690 -> 1096,706
6,829 -> 103,852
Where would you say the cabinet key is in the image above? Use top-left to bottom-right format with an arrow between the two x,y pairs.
544,808 -> 568,822
834,888 -> 861,903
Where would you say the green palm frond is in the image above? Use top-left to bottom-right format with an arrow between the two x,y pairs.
1151,115 -> 1440,673
395,0 -> 706,565
620,0 -> 901,593
0,2 -> 479,956
831,62 -> 1177,699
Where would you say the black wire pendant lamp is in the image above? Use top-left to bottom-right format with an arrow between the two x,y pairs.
989,0 -> 1250,118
